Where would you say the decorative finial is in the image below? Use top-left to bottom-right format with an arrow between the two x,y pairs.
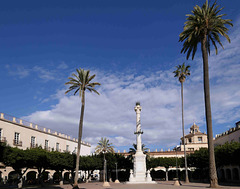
136,102 -> 140,106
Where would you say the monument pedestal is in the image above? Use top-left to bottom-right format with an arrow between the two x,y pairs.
133,151 -> 146,182
127,150 -> 156,184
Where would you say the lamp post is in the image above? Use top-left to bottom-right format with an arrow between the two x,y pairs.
103,153 -> 110,187
173,146 -> 180,186
115,163 -> 120,183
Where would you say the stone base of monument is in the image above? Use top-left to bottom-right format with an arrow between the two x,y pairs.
126,169 -> 157,184
126,151 -> 157,184
114,179 -> 120,183
126,181 -> 157,184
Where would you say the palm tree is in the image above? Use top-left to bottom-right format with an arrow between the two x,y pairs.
173,62 -> 190,183
65,68 -> 100,188
129,143 -> 149,155
95,137 -> 114,185
179,1 -> 232,187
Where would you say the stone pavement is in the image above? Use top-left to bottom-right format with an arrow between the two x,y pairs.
21,181 -> 240,189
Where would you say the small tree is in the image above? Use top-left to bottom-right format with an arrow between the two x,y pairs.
25,147 -> 50,185
95,138 -> 114,184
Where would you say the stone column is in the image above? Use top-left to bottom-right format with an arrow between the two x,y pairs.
135,102 -> 142,153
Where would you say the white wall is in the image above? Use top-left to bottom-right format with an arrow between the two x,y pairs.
0,117 -> 90,156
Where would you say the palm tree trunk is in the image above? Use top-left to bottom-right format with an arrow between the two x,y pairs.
103,153 -> 106,183
201,34 -> 218,188
73,91 -> 85,188
181,81 -> 189,183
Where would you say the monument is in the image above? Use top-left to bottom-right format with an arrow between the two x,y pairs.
127,102 -> 156,184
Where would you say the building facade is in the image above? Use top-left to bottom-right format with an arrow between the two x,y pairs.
0,112 -> 91,184
0,113 -> 90,154
180,123 -> 208,151
214,121 -> 240,146
214,121 -> 240,183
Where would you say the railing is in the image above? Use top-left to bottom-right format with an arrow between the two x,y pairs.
44,146 -> 51,151
0,112 -> 91,146
13,140 -> 22,146
56,148 -> 61,152
180,141 -> 206,145
0,137 -> 7,143
30,143 -> 38,148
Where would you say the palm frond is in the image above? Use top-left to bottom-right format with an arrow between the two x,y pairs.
65,68 -> 101,96
173,63 -> 190,82
179,0 -> 233,60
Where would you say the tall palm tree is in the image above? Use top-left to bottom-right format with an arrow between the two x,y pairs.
95,137 -> 114,185
65,68 -> 100,188
173,62 -> 190,183
179,1 -> 232,187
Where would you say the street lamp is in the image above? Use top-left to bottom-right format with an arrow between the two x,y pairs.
115,162 -> 120,183
173,146 -> 180,186
103,153 -> 110,187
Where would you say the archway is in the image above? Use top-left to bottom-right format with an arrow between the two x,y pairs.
226,169 -> 232,180
42,171 -> 50,183
219,169 -> 225,181
0,171 -> 2,183
151,170 -> 165,181
63,172 -> 70,183
53,172 -> 62,184
233,168 -> 239,180
8,171 -> 19,185
26,171 -> 37,185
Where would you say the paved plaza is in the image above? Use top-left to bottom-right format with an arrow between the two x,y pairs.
7,181 -> 238,189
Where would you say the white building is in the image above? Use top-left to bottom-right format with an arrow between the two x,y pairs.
0,112 -> 90,154
180,123 -> 208,151
0,112 -> 91,183
214,121 -> 240,145
214,121 -> 240,182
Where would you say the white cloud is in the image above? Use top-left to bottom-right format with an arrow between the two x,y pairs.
32,66 -> 56,81
5,63 -> 68,82
22,19 -> 240,152
5,64 -> 30,78
57,62 -> 68,70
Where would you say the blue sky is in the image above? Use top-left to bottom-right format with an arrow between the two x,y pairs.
0,0 -> 240,152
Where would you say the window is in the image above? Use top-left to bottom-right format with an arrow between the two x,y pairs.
198,137 -> 202,142
45,140 -> 49,150
0,128 -> 4,143
73,147 -> 77,154
31,136 -> 36,147
56,143 -> 60,151
189,148 -> 194,151
195,129 -> 198,133
188,138 -> 192,143
14,132 -> 20,144
66,145 -> 69,152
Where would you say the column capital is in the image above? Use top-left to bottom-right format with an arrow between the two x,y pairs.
134,102 -> 142,112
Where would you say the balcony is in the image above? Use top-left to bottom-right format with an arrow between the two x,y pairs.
30,143 -> 38,148
0,137 -> 7,143
44,146 -> 51,151
13,140 -> 22,146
